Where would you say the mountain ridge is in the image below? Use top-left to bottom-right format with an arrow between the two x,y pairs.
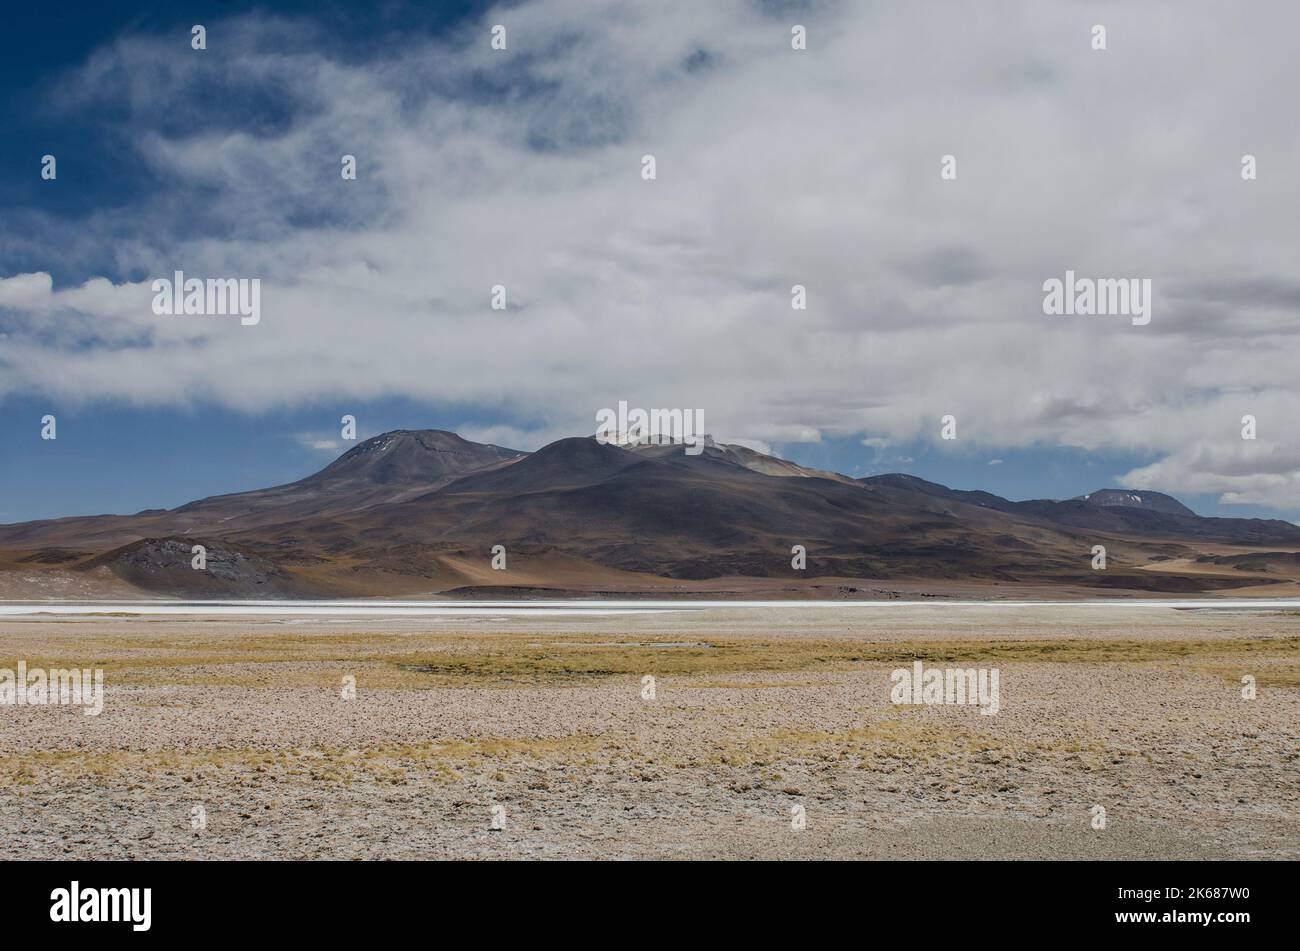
3,428 -> 1298,598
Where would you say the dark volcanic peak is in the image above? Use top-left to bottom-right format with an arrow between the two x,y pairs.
532,435 -> 626,461
127,429 -> 530,544
440,436 -> 638,494
312,429 -> 524,486
1073,488 -> 1196,517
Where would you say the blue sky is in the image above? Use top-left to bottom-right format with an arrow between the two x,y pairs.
2,1 -> 1297,523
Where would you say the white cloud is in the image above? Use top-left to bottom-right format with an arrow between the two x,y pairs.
2,2 -> 1299,510
293,432 -> 343,453
1119,440 -> 1300,508
0,272 -> 54,310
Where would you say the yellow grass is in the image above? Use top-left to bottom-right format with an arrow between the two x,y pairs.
7,632 -> 1297,688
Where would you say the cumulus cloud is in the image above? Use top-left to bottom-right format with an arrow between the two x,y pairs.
1119,440 -> 1300,508
2,1 -> 1299,509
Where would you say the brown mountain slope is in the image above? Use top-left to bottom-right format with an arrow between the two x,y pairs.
859,474 -> 1300,545
0,430 -> 526,551
2,431 -> 1298,598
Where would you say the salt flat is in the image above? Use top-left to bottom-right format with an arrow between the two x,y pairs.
3,596 -> 1300,618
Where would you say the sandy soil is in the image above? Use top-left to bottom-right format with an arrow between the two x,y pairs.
1,604 -> 1296,860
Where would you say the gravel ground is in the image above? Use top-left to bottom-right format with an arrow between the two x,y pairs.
1,604 -> 1296,859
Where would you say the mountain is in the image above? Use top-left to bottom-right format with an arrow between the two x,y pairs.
860,475 -> 1300,546
0,430 -> 526,551
168,429 -> 526,527
3,430 -> 1299,598
859,473 -> 1015,510
1072,489 -> 1195,517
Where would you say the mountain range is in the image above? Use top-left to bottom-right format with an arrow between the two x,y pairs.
3,429 -> 1299,599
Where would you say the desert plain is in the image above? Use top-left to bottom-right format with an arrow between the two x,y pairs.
1,601 -> 1296,860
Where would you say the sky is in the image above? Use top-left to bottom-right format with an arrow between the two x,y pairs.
1,0 -> 1298,523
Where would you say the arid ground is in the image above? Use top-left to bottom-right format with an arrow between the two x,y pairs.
1,603 -> 1296,860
